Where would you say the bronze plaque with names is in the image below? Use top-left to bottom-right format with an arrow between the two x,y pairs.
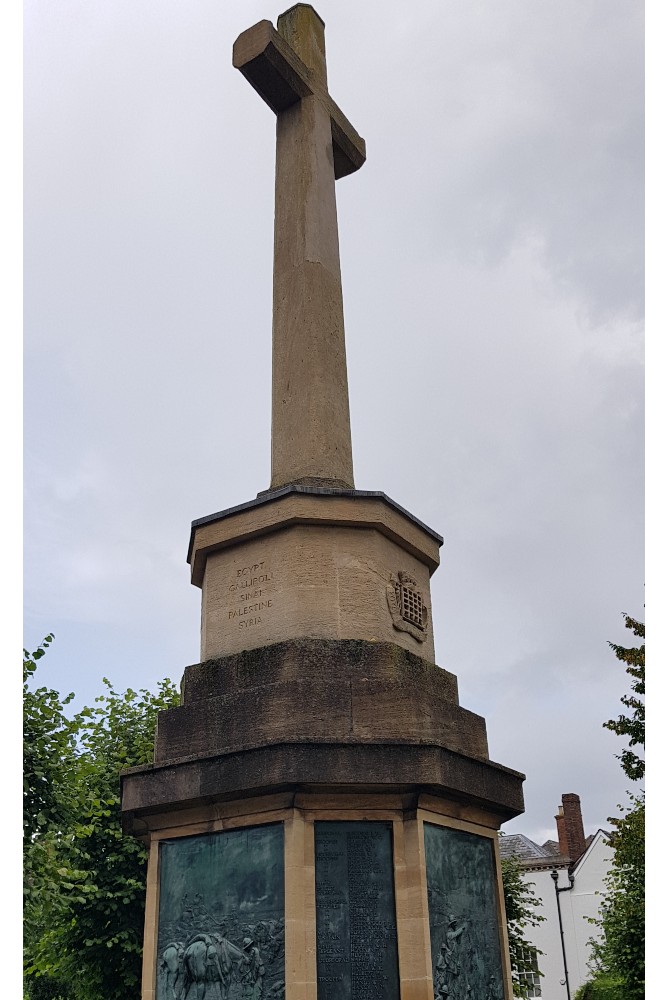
314,821 -> 400,1000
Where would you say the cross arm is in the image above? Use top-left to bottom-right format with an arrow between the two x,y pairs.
233,19 -> 366,179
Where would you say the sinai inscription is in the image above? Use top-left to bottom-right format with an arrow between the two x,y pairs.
228,561 -> 275,630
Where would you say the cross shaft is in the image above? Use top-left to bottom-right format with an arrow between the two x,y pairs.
234,5 -> 366,490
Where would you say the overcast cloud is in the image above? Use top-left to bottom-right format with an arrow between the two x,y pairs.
24,0 -> 644,843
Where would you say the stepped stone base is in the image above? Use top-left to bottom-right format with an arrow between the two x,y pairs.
121,639 -> 524,1000
121,639 -> 524,836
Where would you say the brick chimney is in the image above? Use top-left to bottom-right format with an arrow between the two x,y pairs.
556,806 -> 568,856
555,792 -> 586,863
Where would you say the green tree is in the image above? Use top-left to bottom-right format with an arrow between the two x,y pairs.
23,637 -> 180,1000
23,634 -> 76,842
578,614 -> 645,1000
604,615 -> 644,782
23,635 -> 81,996
500,849 -> 545,997
573,973 -> 625,1000
595,795 -> 645,999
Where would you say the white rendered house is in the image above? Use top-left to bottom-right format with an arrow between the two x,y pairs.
500,794 -> 614,1000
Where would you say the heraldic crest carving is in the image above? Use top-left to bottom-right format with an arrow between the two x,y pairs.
386,571 -> 429,642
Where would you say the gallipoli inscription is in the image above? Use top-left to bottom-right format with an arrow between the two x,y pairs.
227,561 -> 275,632
314,822 -> 400,1000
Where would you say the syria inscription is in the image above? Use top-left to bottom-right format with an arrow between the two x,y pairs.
424,823 -> 505,1000
227,561 -> 275,632
156,824 -> 285,1000
314,822 -> 400,1000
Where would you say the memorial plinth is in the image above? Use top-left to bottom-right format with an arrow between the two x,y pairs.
188,487 -> 441,663
121,6 -> 525,1000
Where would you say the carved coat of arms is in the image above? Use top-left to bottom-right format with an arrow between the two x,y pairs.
386,571 -> 428,642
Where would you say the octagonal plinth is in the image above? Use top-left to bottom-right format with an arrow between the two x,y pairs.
121,639 -> 524,835
188,487 -> 443,663
153,639 -> 491,764
131,790 -> 517,1000
121,639 -> 524,1000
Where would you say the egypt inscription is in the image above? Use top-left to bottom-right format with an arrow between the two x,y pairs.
227,561 -> 275,632
315,822 -> 400,1000
424,823 -> 505,1000
156,824 -> 285,1000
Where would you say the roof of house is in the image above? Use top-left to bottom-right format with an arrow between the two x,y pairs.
499,834 -> 559,861
500,830 -> 611,872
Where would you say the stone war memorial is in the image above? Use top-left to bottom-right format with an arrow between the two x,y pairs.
120,6 -> 526,999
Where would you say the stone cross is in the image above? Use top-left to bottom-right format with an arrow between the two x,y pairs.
233,4 -> 366,491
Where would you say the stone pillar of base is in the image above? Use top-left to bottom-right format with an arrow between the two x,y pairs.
122,638 -> 524,1000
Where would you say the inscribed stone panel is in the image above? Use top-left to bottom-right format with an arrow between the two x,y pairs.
156,824 -> 284,1000
424,823 -> 504,1000
314,821 -> 400,1000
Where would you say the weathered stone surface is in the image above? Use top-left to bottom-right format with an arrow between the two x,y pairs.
189,488 -> 442,663
154,639 -> 477,764
189,488 -> 443,578
234,7 -> 365,490
180,639 -> 458,703
233,14 -> 365,178
121,741 -> 525,835
156,677 -> 487,763
122,7 -> 525,1000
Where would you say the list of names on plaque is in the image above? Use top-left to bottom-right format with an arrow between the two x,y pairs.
315,821 -> 400,1000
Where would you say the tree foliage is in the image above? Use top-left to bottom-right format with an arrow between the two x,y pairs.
23,636 -> 81,971
604,615 -> 644,782
593,793 -> 645,1000
23,636 -> 180,1000
573,973 -> 625,1000
579,614 -> 645,1000
23,635 -> 77,842
500,849 -> 545,998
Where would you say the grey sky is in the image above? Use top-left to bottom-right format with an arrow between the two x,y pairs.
24,0 -> 644,843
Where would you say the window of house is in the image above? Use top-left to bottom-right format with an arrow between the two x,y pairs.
516,945 -> 542,997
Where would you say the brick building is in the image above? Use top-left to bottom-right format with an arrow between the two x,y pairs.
499,794 -> 613,1000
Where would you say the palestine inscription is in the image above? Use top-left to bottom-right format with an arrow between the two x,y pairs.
315,822 -> 400,1000
227,561 -> 275,632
